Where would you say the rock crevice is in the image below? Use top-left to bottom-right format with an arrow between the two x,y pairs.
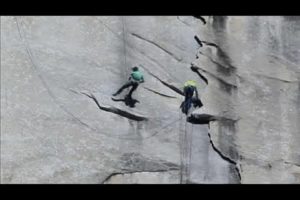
81,92 -> 148,121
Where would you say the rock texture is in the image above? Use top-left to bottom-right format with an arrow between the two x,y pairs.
1,16 -> 299,183
192,16 -> 300,183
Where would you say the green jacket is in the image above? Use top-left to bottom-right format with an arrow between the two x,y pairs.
130,71 -> 144,82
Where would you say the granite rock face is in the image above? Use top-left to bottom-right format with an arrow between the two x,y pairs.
192,16 -> 300,183
1,16 -> 299,183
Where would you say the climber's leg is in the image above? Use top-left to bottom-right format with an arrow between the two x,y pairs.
113,81 -> 133,96
127,82 -> 139,98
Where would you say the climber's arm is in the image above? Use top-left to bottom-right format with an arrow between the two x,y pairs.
128,73 -> 132,81
140,76 -> 145,83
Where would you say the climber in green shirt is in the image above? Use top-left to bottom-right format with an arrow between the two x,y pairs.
112,66 -> 144,98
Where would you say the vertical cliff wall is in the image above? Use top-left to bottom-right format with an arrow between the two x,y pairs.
1,16 -> 299,183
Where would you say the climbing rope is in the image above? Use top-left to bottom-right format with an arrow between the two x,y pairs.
187,123 -> 194,183
179,104 -> 195,184
179,110 -> 184,184
184,118 -> 189,183
179,110 -> 190,184
122,16 -> 128,78
121,16 -> 135,98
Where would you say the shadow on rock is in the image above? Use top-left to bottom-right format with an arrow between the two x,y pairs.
112,95 -> 140,108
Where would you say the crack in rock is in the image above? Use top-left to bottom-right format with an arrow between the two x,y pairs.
101,169 -> 179,184
191,65 -> 209,84
284,161 -> 300,167
142,67 -> 184,96
142,86 -> 177,99
138,51 -> 182,83
190,43 -> 241,182
81,92 -> 148,121
191,64 -> 237,91
200,41 -> 237,71
131,32 -> 183,62
15,17 -> 91,129
194,35 -> 203,47
198,51 -> 236,76
207,132 -> 242,181
253,73 -> 299,83
102,152 -> 180,184
201,40 -> 219,48
192,16 -> 207,25
95,20 -> 185,83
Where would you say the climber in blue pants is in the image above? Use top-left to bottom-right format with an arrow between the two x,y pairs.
180,80 -> 203,115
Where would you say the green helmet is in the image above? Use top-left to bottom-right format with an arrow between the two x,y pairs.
184,80 -> 197,87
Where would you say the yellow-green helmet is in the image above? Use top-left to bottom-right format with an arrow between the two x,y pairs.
184,80 -> 197,87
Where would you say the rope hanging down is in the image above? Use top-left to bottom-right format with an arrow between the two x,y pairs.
179,112 -> 189,184
179,111 -> 184,183
184,119 -> 189,183
122,16 -> 128,78
187,123 -> 193,183
179,111 -> 194,184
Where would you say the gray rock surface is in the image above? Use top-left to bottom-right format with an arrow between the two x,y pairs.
192,16 -> 300,183
1,16 -> 299,183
